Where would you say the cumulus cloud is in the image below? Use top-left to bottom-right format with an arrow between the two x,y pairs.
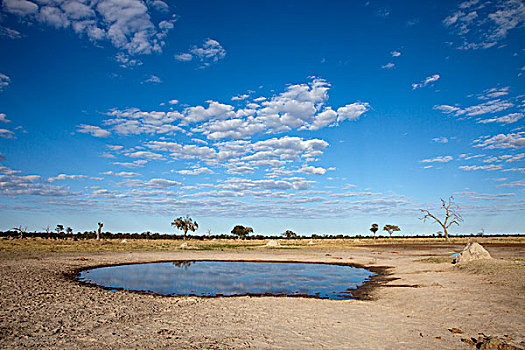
175,38 -> 226,67
1,0 -> 177,55
381,62 -> 395,69
434,87 -> 518,120
473,132 -> 525,149
144,178 -> 181,188
432,136 -> 449,143
77,124 -> 111,137
443,0 -> 525,49
391,50 -> 401,57
176,167 -> 214,175
0,173 -> 72,196
477,112 -> 523,125
102,108 -> 183,135
412,74 -> 440,89
102,171 -> 140,177
420,155 -> 453,163
458,164 -> 502,171
48,174 -> 101,182
115,53 -> 142,68
91,78 -> 369,141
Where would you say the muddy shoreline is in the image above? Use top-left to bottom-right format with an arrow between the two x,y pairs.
66,259 -> 393,301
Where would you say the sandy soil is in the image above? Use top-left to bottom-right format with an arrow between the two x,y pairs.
0,242 -> 524,349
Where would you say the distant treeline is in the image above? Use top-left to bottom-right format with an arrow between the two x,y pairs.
0,230 -> 523,240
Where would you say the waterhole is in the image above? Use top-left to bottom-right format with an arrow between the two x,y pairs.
78,260 -> 374,300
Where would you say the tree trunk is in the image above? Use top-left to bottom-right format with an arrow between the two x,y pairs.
183,230 -> 187,240
444,227 -> 450,242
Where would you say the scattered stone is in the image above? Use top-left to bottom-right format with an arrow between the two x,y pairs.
265,240 -> 281,247
180,242 -> 188,248
454,242 -> 492,264
449,328 -> 463,334
461,335 -> 521,349
308,240 -> 315,245
121,239 -> 127,243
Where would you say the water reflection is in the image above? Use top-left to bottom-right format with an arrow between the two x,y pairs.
79,261 -> 374,300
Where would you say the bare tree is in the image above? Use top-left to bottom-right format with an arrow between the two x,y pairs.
419,196 -> 463,242
383,224 -> 400,239
370,224 -> 379,239
11,225 -> 27,239
97,222 -> 103,240
171,216 -> 198,240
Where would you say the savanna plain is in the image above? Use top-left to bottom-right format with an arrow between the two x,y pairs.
1,237 -> 524,349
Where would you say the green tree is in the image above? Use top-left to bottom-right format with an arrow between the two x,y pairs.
282,230 -> 298,239
66,227 -> 73,235
383,224 -> 400,239
231,225 -> 253,239
55,224 -> 64,234
171,216 -> 199,240
370,224 -> 379,239
419,196 -> 463,242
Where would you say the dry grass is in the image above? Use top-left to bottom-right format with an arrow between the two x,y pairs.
414,256 -> 455,264
0,236 -> 523,253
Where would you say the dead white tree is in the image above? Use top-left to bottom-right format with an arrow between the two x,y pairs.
419,196 -> 463,242
97,222 -> 103,240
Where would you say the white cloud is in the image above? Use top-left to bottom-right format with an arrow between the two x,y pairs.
391,51 -> 401,57
143,74 -> 162,84
443,0 -> 525,49
115,53 -> 142,68
144,178 -> 181,188
434,88 -> 517,120
336,102 -> 370,122
176,167 -> 214,175
48,174 -> 101,182
299,165 -> 327,175
0,73 -> 10,91
473,132 -> 525,149
174,53 -> 193,61
0,113 -> 10,123
77,124 -> 111,137
477,112 -> 523,125
81,78 -> 370,141
0,25 -> 22,39
175,38 -> 226,67
381,62 -> 395,69
478,87 -> 510,100
432,136 -> 449,143
2,0 -> 177,55
102,171 -> 140,177
0,129 -> 15,138
125,150 -> 164,160
168,99 -> 178,105
458,164 -> 502,171
420,155 -> 453,163
103,108 -> 184,135
412,74 -> 440,89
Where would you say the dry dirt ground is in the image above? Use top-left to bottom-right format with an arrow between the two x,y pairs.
0,241 -> 524,349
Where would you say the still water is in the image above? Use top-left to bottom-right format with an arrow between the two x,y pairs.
78,261 -> 374,300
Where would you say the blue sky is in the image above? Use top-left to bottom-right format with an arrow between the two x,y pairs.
0,0 -> 524,235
